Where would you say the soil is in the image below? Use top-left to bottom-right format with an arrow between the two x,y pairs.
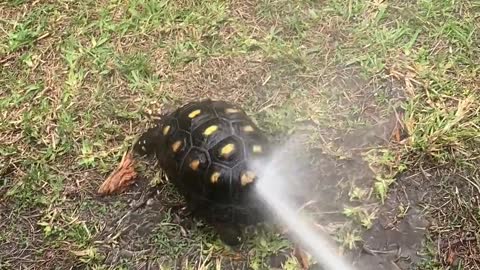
298,117 -> 429,270
351,175 -> 429,270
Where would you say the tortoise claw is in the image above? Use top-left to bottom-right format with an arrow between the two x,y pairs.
214,223 -> 243,246
178,205 -> 195,218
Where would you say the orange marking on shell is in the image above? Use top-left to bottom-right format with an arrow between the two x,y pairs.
189,159 -> 200,170
225,108 -> 240,114
252,145 -> 262,153
243,125 -> 254,132
211,172 -> 221,184
163,125 -> 171,135
241,171 -> 256,186
171,140 -> 182,152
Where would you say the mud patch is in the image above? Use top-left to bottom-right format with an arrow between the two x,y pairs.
280,110 -> 427,270
352,174 -> 429,270
351,165 -> 480,270
419,168 -> 480,269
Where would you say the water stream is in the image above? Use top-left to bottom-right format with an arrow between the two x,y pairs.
251,137 -> 358,270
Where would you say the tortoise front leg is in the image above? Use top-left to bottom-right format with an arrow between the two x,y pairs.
213,222 -> 243,246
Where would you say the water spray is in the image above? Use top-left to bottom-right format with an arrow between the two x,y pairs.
251,136 -> 357,270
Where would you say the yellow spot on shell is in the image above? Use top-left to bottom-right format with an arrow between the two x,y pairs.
163,125 -> 171,135
220,143 -> 235,158
243,125 -> 254,132
171,140 -> 182,152
211,172 -> 221,184
189,160 -> 200,170
253,145 -> 262,153
188,109 -> 201,118
225,108 -> 240,114
241,171 -> 256,186
203,125 -> 218,136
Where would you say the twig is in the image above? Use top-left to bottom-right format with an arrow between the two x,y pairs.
440,236 -> 477,249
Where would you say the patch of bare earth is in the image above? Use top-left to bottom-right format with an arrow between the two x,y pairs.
284,76 -> 430,270
421,168 -> 480,269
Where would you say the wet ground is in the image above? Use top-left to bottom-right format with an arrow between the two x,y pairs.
297,117 -> 430,270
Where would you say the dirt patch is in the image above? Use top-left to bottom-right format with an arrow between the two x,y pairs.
277,95 -> 426,270
352,174 -> 429,270
351,165 -> 480,270
420,168 -> 480,269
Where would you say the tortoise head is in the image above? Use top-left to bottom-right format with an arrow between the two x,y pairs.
133,124 -> 163,157
134,117 -> 174,158
133,106 -> 178,158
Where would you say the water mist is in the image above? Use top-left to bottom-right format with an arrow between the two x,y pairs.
251,137 -> 357,270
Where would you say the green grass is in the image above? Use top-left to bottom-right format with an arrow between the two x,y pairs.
1,0 -> 479,269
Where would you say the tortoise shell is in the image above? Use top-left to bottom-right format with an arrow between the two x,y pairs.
134,99 -> 271,224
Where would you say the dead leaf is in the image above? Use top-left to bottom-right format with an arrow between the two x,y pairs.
390,120 -> 402,143
98,151 -> 138,195
446,248 -> 456,265
294,245 -> 310,270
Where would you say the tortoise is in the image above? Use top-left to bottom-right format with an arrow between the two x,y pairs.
133,99 -> 271,245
